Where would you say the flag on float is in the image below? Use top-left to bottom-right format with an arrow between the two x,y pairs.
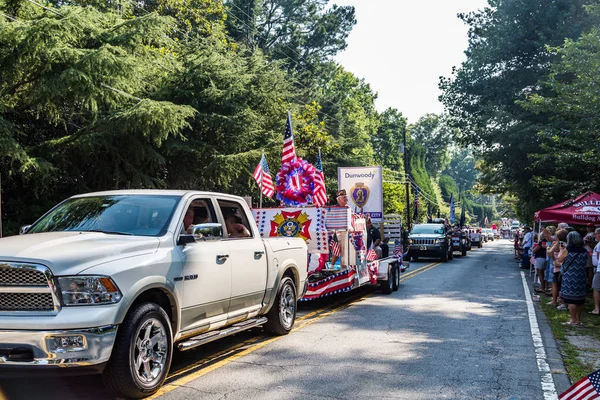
393,244 -> 403,260
252,152 -> 275,198
312,149 -> 327,207
449,194 -> 456,224
559,368 -> 600,399
329,235 -> 341,257
366,249 -> 377,262
484,215 -> 489,226
459,202 -> 466,228
281,112 -> 296,165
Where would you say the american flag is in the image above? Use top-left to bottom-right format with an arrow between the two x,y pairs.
366,249 -> 377,262
252,152 -> 275,198
393,244 -> 403,260
281,112 -> 296,165
312,150 -> 327,207
559,369 -> 600,399
330,237 -> 341,257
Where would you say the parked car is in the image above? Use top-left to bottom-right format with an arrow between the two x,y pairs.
0,190 -> 308,398
408,223 -> 453,262
483,228 -> 494,241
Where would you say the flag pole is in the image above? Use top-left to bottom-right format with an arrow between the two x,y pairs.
259,150 -> 264,209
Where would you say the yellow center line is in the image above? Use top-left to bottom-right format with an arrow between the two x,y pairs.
150,260 -> 444,399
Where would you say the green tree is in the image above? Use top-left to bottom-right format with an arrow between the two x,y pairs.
225,0 -> 356,69
372,108 -> 406,172
408,114 -> 453,179
439,0 -> 594,213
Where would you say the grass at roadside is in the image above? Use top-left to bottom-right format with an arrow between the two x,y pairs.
539,291 -> 600,382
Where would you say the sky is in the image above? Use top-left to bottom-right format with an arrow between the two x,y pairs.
333,0 -> 489,124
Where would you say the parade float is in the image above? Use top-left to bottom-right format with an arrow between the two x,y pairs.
251,115 -> 405,300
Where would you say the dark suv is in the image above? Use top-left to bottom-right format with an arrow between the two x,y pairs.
408,223 -> 453,262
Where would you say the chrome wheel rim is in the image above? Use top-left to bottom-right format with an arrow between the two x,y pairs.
279,283 -> 296,329
132,317 -> 169,386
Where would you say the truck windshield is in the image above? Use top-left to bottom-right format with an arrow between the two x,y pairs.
27,195 -> 181,237
411,225 -> 444,235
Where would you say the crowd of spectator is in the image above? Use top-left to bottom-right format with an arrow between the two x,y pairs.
514,222 -> 600,326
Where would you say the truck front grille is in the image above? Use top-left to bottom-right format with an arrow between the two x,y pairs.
0,263 -> 58,312
412,239 -> 437,245
0,293 -> 55,311
0,265 -> 48,285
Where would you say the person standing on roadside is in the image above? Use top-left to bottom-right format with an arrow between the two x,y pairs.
533,235 -> 547,293
589,228 -> 600,315
555,231 -> 589,325
546,228 -> 568,307
521,226 -> 533,269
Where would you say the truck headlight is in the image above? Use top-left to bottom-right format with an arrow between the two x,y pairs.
409,239 -> 413,244
434,239 -> 440,244
58,276 -> 122,306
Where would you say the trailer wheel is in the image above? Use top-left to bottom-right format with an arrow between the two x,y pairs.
392,263 -> 400,292
103,302 -> 173,399
264,277 -> 297,335
380,264 -> 394,294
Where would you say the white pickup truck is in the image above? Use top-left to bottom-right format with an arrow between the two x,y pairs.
0,190 -> 308,398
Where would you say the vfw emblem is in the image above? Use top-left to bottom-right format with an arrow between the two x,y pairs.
270,210 -> 312,242
351,182 -> 370,209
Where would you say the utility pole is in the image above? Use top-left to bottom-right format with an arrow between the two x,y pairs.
402,128 -> 410,233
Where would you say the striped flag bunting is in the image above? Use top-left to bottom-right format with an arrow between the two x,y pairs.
281,112 -> 296,165
312,150 -> 327,207
252,153 -> 275,198
301,268 -> 357,301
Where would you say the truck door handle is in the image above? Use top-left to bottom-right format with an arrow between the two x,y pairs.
254,250 -> 265,258
216,254 -> 229,262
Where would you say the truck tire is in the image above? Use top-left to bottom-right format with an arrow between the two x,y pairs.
392,263 -> 400,292
441,247 -> 448,262
264,277 -> 297,335
448,247 -> 454,260
478,242 -> 482,248
381,264 -> 393,294
103,302 -> 173,399
461,247 -> 467,257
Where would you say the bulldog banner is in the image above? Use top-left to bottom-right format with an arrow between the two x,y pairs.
338,166 -> 384,222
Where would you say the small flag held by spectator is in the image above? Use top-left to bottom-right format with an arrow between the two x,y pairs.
253,152 -> 275,198
393,244 -> 403,260
559,368 -> 600,399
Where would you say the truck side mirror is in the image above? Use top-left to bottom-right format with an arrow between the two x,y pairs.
19,225 -> 31,235
191,223 -> 223,240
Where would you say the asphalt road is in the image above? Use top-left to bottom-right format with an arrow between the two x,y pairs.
0,239 -> 570,400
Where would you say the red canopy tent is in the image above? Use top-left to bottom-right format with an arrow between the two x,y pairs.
534,191 -> 600,225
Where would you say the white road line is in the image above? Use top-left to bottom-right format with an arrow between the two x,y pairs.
520,271 -> 558,400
